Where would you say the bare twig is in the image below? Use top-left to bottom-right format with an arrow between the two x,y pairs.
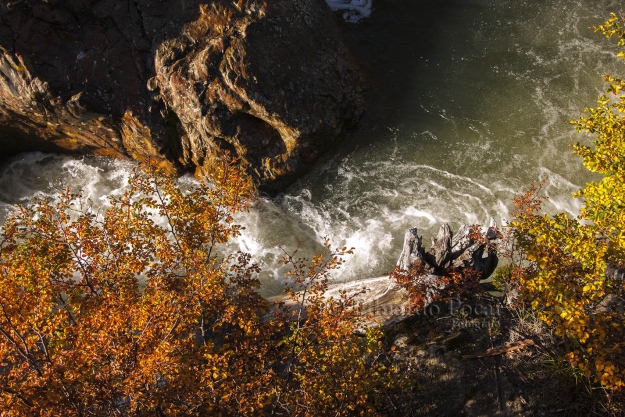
462,339 -> 535,360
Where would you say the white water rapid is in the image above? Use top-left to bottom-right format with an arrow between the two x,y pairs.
1,1 -> 624,296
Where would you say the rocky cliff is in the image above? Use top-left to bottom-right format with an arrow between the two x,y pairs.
0,0 -> 364,191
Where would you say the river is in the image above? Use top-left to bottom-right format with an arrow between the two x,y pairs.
1,0 -> 623,295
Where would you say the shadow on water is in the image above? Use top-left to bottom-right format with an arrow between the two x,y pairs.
290,0 -> 624,194
331,0 -> 548,153
340,0 -> 488,126
267,0 -> 624,286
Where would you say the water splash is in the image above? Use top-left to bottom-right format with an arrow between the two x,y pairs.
0,153 -> 136,223
325,0 -> 372,23
0,0 -> 621,296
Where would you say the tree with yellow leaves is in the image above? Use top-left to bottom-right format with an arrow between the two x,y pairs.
509,13 -> 625,392
0,156 -> 396,416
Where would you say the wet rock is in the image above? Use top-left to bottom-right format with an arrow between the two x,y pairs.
0,0 -> 364,191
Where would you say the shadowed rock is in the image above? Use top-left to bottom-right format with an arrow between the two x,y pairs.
0,0 -> 364,191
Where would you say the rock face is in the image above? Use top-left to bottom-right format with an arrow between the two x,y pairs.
0,0 -> 364,191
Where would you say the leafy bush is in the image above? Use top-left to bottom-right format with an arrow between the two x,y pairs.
506,13 -> 625,391
0,157 -> 397,416
390,263 -> 484,312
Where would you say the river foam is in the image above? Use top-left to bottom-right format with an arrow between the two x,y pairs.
325,0 -> 372,23
0,153 -> 136,224
0,148 -> 589,296
0,0 -> 621,296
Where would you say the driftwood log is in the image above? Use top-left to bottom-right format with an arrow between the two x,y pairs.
396,220 -> 499,306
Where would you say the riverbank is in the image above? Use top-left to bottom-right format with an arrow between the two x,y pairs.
276,273 -> 614,415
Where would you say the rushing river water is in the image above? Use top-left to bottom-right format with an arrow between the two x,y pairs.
1,0 -> 624,295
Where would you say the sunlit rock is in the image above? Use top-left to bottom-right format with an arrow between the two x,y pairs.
0,0 -> 364,192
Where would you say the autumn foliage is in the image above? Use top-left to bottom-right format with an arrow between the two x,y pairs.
505,13 -> 625,391
390,263 -> 483,313
0,157 -> 395,416
390,224 -> 491,312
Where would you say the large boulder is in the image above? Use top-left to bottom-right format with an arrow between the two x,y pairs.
0,0 -> 364,191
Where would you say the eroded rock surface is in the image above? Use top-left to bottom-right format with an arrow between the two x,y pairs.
0,0 -> 364,191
